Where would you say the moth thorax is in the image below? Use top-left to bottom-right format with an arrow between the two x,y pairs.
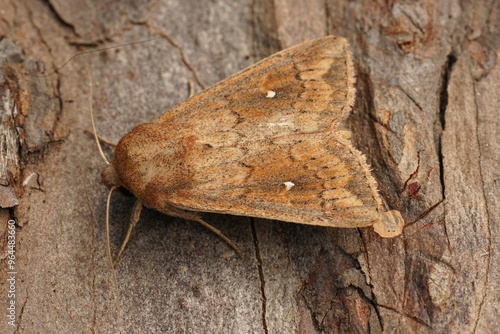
101,164 -> 121,188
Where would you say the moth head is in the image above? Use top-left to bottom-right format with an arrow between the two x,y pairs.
101,164 -> 122,189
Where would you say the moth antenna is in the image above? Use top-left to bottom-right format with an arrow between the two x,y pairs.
105,186 -> 122,319
193,217 -> 244,258
188,80 -> 195,98
35,37 -> 163,77
113,200 -> 143,267
87,63 -> 110,165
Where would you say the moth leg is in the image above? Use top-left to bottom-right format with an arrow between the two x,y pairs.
84,129 -> 117,147
159,205 -> 244,258
113,200 -> 143,267
192,216 -> 244,259
187,80 -> 195,98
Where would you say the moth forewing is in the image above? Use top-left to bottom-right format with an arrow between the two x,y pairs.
103,36 -> 403,261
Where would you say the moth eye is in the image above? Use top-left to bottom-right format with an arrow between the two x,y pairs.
203,143 -> 213,149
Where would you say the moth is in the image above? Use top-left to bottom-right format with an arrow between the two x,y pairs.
94,36 -> 404,262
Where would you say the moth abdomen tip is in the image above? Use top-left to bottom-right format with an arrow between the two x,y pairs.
373,210 -> 404,238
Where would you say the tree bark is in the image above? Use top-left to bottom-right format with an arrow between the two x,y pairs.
0,0 -> 499,333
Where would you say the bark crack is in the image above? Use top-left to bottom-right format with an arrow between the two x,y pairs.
399,7 -> 425,35
400,87 -> 423,111
350,284 -> 384,331
42,0 -> 78,35
358,234 -> 386,331
298,287 -> 323,332
360,229 -> 373,286
251,220 -> 268,334
437,53 -> 456,256
437,53 -> 456,199
400,151 -> 421,195
471,76 -> 492,334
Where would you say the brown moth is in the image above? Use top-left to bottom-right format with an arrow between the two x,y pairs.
98,36 -> 404,261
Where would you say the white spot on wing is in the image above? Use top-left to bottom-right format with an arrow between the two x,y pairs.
283,181 -> 295,191
266,90 -> 276,98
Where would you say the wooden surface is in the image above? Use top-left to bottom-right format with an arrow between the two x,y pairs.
0,0 -> 499,333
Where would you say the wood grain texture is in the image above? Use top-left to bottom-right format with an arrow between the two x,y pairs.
0,0 -> 499,333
